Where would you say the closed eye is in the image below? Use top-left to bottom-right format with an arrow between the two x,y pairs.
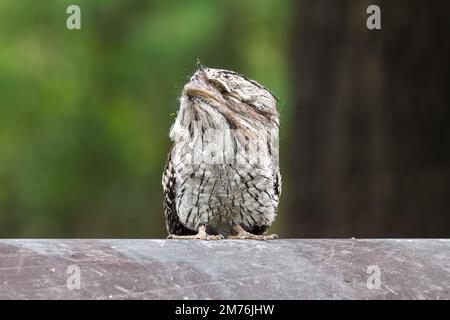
209,78 -> 230,93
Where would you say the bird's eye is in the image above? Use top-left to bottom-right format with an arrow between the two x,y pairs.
209,78 -> 230,93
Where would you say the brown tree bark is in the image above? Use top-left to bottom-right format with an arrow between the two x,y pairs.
286,0 -> 450,237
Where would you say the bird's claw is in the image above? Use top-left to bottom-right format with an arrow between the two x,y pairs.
228,225 -> 278,240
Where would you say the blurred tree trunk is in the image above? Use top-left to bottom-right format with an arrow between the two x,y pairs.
286,0 -> 450,237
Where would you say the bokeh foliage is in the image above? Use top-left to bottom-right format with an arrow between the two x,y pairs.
0,0 -> 292,237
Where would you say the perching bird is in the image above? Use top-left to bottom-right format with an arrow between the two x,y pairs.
162,66 -> 281,240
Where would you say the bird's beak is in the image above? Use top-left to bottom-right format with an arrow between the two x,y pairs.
183,75 -> 221,105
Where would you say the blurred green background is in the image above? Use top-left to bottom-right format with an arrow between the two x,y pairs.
0,0 -> 293,237
2,0 -> 449,238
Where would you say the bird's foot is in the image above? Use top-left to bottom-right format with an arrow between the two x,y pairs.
227,225 -> 278,240
167,224 -> 224,240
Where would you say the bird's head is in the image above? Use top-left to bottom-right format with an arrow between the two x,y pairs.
181,66 -> 279,128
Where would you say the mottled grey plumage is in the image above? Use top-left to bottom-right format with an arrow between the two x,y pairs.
162,66 -> 281,240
